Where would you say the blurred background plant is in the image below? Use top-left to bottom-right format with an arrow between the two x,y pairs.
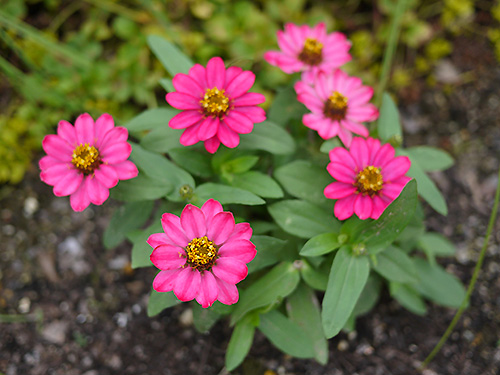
0,0 -> 493,185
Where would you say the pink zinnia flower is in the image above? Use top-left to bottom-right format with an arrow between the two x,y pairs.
264,22 -> 351,77
294,69 -> 379,147
148,199 -> 256,308
39,113 -> 138,212
166,57 -> 266,153
324,137 -> 411,220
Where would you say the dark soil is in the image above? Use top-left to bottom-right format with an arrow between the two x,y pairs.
1,35 -> 500,375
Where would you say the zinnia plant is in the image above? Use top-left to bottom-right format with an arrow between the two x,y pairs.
41,22 -> 468,372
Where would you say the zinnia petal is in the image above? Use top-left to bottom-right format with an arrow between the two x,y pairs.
153,269 -> 182,292
212,258 -> 248,284
207,211 -> 235,244
181,204 -> 207,239
174,267 -> 201,302
195,271 -> 218,308
150,244 -> 186,270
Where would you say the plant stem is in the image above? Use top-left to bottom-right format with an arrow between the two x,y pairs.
419,165 -> 500,369
374,0 -> 408,108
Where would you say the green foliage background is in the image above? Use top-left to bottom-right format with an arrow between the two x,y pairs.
0,0 -> 490,184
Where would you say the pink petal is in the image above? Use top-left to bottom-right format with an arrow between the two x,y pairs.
181,204 -> 207,239
179,122 -> 202,146
153,269 -> 182,292
223,111 -> 253,134
173,267 -> 201,302
334,194 -> 357,220
169,111 -> 203,129
150,244 -> 186,270
381,156 -> 411,181
197,116 -> 219,141
371,195 -> 390,220
212,257 -> 247,284
350,137 -> 369,169
218,239 -> 256,263
354,194 -> 373,220
42,134 -> 73,161
311,22 -> 326,40
346,105 -> 379,122
40,163 -> 74,186
227,222 -> 252,241
147,233 -> 173,249
233,106 -> 266,123
338,127 -> 353,148
86,176 -> 109,205
277,30 -> 300,55
366,137 -> 382,164
296,92 -> 323,112
161,213 -> 190,247
74,113 -> 95,145
381,182 -> 406,200
232,92 -> 266,107
349,86 -> 374,106
317,119 -> 340,139
57,120 -> 77,145
215,276 -> 239,305
327,162 -> 356,183
217,122 -> 240,148
340,120 -> 369,138
100,142 -> 131,164
94,113 -> 114,144
207,211 -> 235,244
94,164 -> 119,189
263,50 -> 285,67
225,71 -> 255,99
225,66 -> 243,85
188,64 -> 207,88
329,147 -> 357,171
69,180 -> 91,212
172,73 -> 204,96
206,57 -> 226,89
98,127 -> 129,149
372,143 -> 395,168
53,169 -> 83,197
302,113 -> 326,130
324,182 -> 357,200
111,160 -> 138,180
195,271 -> 218,308
204,136 -> 220,153
166,92 -> 201,110
39,155 -> 63,170
201,199 -> 223,225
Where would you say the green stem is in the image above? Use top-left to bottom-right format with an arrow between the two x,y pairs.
419,165 -> 500,369
374,0 -> 408,108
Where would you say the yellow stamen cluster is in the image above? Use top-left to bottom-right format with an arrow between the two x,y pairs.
298,38 -> 323,65
71,143 -> 101,175
200,87 -> 230,117
324,91 -> 348,121
185,236 -> 218,271
355,166 -> 384,196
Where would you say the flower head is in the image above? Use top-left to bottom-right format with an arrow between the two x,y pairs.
294,69 -> 379,147
166,57 -> 266,153
148,199 -> 256,308
39,113 -> 138,212
324,137 -> 411,220
264,23 -> 351,78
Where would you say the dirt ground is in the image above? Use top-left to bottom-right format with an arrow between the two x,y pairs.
1,33 -> 500,375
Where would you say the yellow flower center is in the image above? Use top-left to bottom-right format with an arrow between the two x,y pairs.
185,236 -> 218,271
355,166 -> 384,196
71,143 -> 101,175
298,38 -> 323,66
324,91 -> 348,121
200,87 -> 230,117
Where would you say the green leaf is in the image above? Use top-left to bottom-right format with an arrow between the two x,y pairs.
111,173 -> 172,201
231,262 -> 300,325
268,199 -> 340,239
258,310 -> 315,359
147,290 -> 179,317
229,171 -> 284,199
287,283 -> 328,364
267,86 -> 308,126
377,92 -> 402,142
128,220 -> 163,268
195,183 -> 265,205
168,148 -> 213,178
352,274 -> 382,317
413,258 -> 466,308
417,232 -> 456,257
300,258 -> 330,291
274,160 -> 333,206
322,247 -> 370,338
239,121 -> 295,155
192,303 -> 220,333
159,78 -> 174,92
406,146 -> 454,172
320,138 -> 342,154
389,282 -> 427,315
247,235 -> 286,273
372,245 -> 418,283
140,126 -> 183,153
124,108 -> 179,133
300,232 -> 341,257
225,314 -> 256,371
348,179 -> 418,254
103,201 -> 154,249
147,35 -> 194,76
399,151 -> 448,215
221,156 -> 259,174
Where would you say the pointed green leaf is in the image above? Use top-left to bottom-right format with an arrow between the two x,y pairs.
390,282 -> 427,315
128,220 -> 163,268
372,245 -> 418,283
406,146 -> 454,172
352,274 -> 382,317
300,232 -> 341,257
231,262 -> 300,325
192,303 -> 220,333
247,235 -> 286,273
140,126 -> 183,153
147,290 -> 180,317
221,156 -> 259,174
417,232 -> 456,257
225,314 -> 256,371
267,85 -> 307,126
147,35 -> 194,76
168,148 -> 213,178
300,258 -> 330,291
239,121 -> 295,155
229,171 -> 284,198
159,78 -> 174,92
124,108 -> 179,133
377,92 -> 402,142
111,173 -> 172,201
322,247 -> 370,338
195,183 -> 265,205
